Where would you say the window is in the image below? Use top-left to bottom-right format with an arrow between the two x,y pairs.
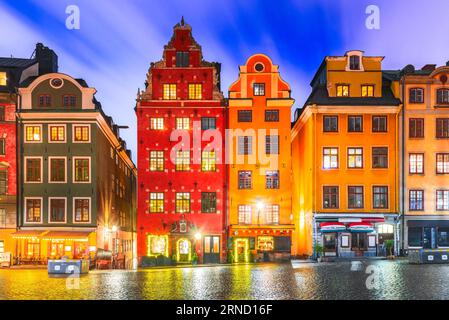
436,118 -> 449,138
265,110 -> 279,122
0,106 -> 5,121
201,117 -> 216,130
373,186 -> 388,209
409,153 -> 424,174
188,84 -> 202,100
238,110 -> 252,122
408,227 -> 423,247
176,51 -> 189,67
436,153 -> 449,174
409,190 -> 424,211
150,117 -> 164,130
25,158 -> 42,183
348,186 -> 364,209
348,116 -> 363,132
437,190 -> 449,211
148,235 -> 167,256
438,228 -> 449,247
409,88 -> 424,103
0,72 -> 6,86
323,148 -> 338,169
150,151 -> 164,171
372,147 -> 388,168
0,169 -> 7,195
163,84 -> 177,100
49,125 -> 65,142
377,224 -> 394,234
49,198 -> 66,223
265,135 -> 279,155
238,205 -> 251,224
437,88 -> 449,104
336,85 -> 349,97
372,116 -> 387,132
201,192 -> 216,213
265,170 -> 279,189
175,193 -> 190,213
349,55 -> 360,70
0,240 -> 3,253
73,157 -> 90,182
361,85 -> 374,97
74,125 -> 90,142
25,125 -> 41,142
238,136 -> 252,155
49,157 -> 66,183
201,151 -> 216,172
0,138 -> 5,155
323,116 -> 338,132
409,118 -> 424,138
348,148 -> 363,168
323,234 -> 336,251
149,193 -> 164,213
74,198 -> 90,223
253,83 -> 265,96
63,95 -> 76,107
265,205 -> 279,225
323,186 -> 339,209
175,117 -> 190,130
38,95 -> 51,107
238,171 -> 252,189
25,198 -> 41,223
175,151 -> 190,171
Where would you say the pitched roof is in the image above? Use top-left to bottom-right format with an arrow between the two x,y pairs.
0,57 -> 36,68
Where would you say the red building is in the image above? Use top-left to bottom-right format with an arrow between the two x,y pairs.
136,19 -> 226,265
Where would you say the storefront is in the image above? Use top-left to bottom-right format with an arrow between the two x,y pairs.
405,219 -> 449,250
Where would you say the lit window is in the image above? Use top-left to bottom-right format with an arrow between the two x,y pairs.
265,205 -> 279,225
25,158 -> 42,183
49,125 -> 65,142
150,118 -> 164,130
175,151 -> 190,171
362,85 -> 374,97
323,148 -> 338,169
163,84 -> 177,100
74,157 -> 90,182
149,151 -> 164,171
201,192 -> 216,213
409,190 -> 424,211
25,125 -> 41,142
0,240 -> 4,253
348,148 -> 363,168
436,153 -> 449,174
188,84 -> 202,100
437,190 -> 449,211
409,153 -> 424,174
25,198 -> 41,223
74,198 -> 90,222
201,151 -> 216,172
238,205 -> 251,224
377,224 -> 394,234
74,125 -> 90,142
148,235 -> 168,256
149,192 -> 164,213
49,198 -> 66,223
253,83 -> 265,96
176,117 -> 190,130
49,157 -> 66,183
176,193 -> 190,213
336,85 -> 349,97
257,236 -> 274,251
0,72 -> 6,86
265,170 -> 279,189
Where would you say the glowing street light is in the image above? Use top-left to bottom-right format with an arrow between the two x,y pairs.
194,232 -> 202,240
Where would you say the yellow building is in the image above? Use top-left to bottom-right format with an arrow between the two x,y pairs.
401,63 -> 449,250
292,51 -> 402,257
227,54 -> 294,262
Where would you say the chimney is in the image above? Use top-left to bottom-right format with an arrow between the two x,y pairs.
35,43 -> 58,75
421,64 -> 436,72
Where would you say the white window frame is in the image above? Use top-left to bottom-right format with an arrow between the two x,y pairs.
48,156 -> 67,184
24,156 -> 43,184
24,197 -> 43,224
72,156 -> 91,184
72,124 -> 91,143
48,197 -> 67,224
48,124 -> 67,143
24,124 -> 43,143
73,197 -> 91,224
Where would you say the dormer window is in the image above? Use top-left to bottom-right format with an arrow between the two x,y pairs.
349,55 -> 360,70
437,88 -> 449,105
336,85 -> 349,97
362,85 -> 374,97
176,51 -> 189,67
38,95 -> 51,108
63,95 -> 76,107
0,72 -> 6,86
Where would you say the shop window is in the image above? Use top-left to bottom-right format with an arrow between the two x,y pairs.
408,227 -> 423,247
336,85 -> 349,97
348,148 -> 363,168
188,84 -> 202,100
323,234 -> 336,252
238,171 -> 252,189
163,84 -> 177,100
201,192 -> 216,213
409,118 -> 424,138
175,192 -> 190,213
323,116 -> 338,132
148,235 -> 168,256
436,118 -> 449,138
149,151 -> 164,171
323,147 -> 338,169
175,151 -> 190,171
265,170 -> 279,189
175,117 -> 190,130
257,236 -> 274,251
237,110 -> 252,122
372,147 -> 388,168
409,153 -> 424,174
201,117 -> 216,130
409,88 -> 424,103
351,233 -> 367,250
372,116 -> 387,132
373,186 -> 388,209
348,115 -> 363,132
438,228 -> 449,247
323,186 -> 339,209
149,192 -> 164,213
201,151 -> 216,172
253,83 -> 265,96
265,110 -> 279,122
238,205 -> 251,225
150,118 -> 164,130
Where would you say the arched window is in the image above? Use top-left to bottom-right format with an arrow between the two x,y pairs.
437,88 -> 449,104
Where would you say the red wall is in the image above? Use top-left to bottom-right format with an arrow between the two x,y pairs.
0,103 -> 17,195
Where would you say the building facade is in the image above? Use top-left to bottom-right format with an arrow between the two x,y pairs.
400,63 -> 449,251
228,54 -> 294,262
292,51 -> 401,257
16,72 -> 137,268
136,19 -> 226,265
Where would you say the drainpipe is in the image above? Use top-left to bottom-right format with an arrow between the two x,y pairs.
400,74 -> 406,256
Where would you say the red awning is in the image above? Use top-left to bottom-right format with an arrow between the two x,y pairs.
348,222 -> 375,233
320,222 -> 346,233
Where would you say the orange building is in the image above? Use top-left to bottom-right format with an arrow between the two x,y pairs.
292,51 -> 402,257
400,63 -> 449,251
227,54 -> 294,262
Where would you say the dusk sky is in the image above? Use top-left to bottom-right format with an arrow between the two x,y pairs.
1,0 -> 448,161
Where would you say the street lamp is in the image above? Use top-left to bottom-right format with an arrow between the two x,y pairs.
194,232 -> 202,241
256,201 -> 264,225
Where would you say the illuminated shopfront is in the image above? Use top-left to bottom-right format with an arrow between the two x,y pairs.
146,235 -> 168,257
